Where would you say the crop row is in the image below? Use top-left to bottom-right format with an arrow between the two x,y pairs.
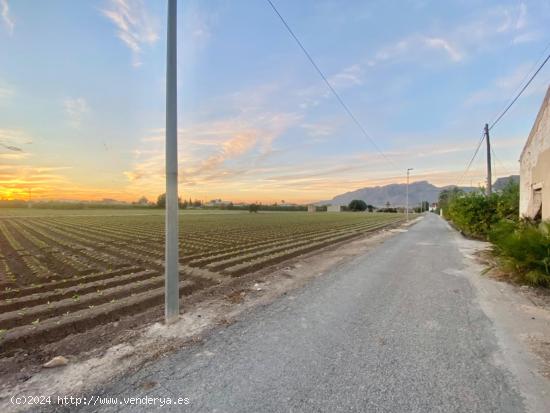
0,212 -> 406,353
0,214 -> 405,288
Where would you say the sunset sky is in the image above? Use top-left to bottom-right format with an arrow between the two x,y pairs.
1,0 -> 549,203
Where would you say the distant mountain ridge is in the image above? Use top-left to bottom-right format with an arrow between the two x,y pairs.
493,175 -> 519,191
316,180 -> 477,207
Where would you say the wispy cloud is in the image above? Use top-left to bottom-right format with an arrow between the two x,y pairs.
64,97 -> 90,128
328,64 -> 363,88
1,0 -> 14,35
0,80 -> 14,102
516,3 -> 527,30
495,3 -> 527,32
0,128 -> 32,149
121,79 -> 303,198
464,63 -> 545,107
300,122 -> 335,138
113,118 -> 525,203
512,31 -> 540,45
296,64 -> 365,109
0,143 -> 21,152
123,110 -> 301,195
368,35 -> 463,66
101,0 -> 159,67
0,129 -> 31,161
188,8 -> 212,45
366,2 -> 536,71
423,37 -> 463,62
456,3 -> 538,49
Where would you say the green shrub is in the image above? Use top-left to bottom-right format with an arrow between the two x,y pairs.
489,220 -> 550,286
494,182 -> 520,221
447,192 -> 497,238
443,181 -> 548,286
444,182 -> 519,238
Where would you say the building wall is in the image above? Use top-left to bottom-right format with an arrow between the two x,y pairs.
520,87 -> 550,220
307,205 -> 316,213
327,205 -> 342,212
521,148 -> 550,219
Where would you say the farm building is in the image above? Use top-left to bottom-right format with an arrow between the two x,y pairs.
519,86 -> 550,220
204,199 -> 231,207
327,205 -> 342,212
307,205 -> 317,213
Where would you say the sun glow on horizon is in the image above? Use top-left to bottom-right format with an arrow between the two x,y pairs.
0,164 -> 514,205
0,1 -> 537,207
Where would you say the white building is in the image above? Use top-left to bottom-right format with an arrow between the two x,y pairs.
205,199 -> 231,207
519,86 -> 550,220
327,205 -> 342,212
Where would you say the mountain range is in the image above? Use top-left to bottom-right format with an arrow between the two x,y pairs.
316,175 -> 519,207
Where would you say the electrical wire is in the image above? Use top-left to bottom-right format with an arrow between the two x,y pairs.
266,0 -> 397,168
491,147 -> 513,177
489,41 -> 550,132
457,131 -> 485,186
458,42 -> 550,185
489,50 -> 550,131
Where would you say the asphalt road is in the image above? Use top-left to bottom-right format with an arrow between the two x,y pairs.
75,214 -> 526,412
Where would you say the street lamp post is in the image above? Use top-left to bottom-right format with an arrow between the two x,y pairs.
406,168 -> 413,221
165,0 -> 179,324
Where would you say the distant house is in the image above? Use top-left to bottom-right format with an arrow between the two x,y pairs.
519,86 -> 550,220
327,205 -> 342,212
100,198 -> 125,205
205,199 -> 231,207
307,205 -> 317,213
429,203 -> 438,212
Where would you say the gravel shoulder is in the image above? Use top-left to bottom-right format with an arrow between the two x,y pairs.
452,223 -> 550,412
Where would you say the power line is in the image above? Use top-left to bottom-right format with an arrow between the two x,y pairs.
458,42 -> 550,185
490,41 -> 550,130
482,45 -> 550,184
489,50 -> 550,131
458,133 -> 514,187
265,0 -> 396,168
457,131 -> 485,186
491,147 -> 513,177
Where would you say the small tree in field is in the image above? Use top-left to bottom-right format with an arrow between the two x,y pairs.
157,193 -> 166,208
348,199 -> 367,211
157,193 -> 183,209
249,203 -> 259,213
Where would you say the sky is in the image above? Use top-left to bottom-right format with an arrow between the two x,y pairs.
0,0 -> 549,204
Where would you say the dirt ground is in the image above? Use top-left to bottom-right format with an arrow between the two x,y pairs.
476,249 -> 550,380
0,219 -> 419,410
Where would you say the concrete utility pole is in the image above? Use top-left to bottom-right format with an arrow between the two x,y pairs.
406,168 -> 413,221
165,0 -> 179,324
485,123 -> 492,196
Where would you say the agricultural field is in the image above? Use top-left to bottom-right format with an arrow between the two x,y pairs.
0,210 -> 406,354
